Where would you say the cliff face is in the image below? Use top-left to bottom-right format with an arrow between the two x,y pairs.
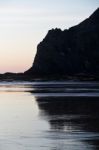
25,8 -> 99,77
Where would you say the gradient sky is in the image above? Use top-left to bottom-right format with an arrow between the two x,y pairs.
0,0 -> 98,73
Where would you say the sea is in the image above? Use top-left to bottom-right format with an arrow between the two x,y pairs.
0,81 -> 99,150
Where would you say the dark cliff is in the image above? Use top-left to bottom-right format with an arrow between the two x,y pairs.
25,8 -> 99,78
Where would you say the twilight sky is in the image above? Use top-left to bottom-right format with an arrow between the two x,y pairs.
0,0 -> 98,73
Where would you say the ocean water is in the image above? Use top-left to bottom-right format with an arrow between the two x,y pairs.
0,81 -> 99,150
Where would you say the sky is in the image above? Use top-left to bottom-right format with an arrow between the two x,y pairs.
0,0 -> 98,73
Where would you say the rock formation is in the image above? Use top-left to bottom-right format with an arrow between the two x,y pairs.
25,8 -> 99,78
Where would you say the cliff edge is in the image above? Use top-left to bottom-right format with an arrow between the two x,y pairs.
25,8 -> 99,78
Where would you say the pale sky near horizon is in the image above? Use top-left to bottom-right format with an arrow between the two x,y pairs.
0,0 -> 98,73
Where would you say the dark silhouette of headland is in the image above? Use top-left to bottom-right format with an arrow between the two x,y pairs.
0,8 -> 99,81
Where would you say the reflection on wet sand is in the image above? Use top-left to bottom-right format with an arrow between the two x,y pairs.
0,81 -> 99,150
35,96 -> 99,150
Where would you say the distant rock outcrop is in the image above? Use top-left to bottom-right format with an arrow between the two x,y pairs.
25,8 -> 99,77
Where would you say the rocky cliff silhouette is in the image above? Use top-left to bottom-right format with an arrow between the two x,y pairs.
25,8 -> 99,78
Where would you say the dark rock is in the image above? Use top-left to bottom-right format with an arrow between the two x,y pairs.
25,8 -> 99,78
